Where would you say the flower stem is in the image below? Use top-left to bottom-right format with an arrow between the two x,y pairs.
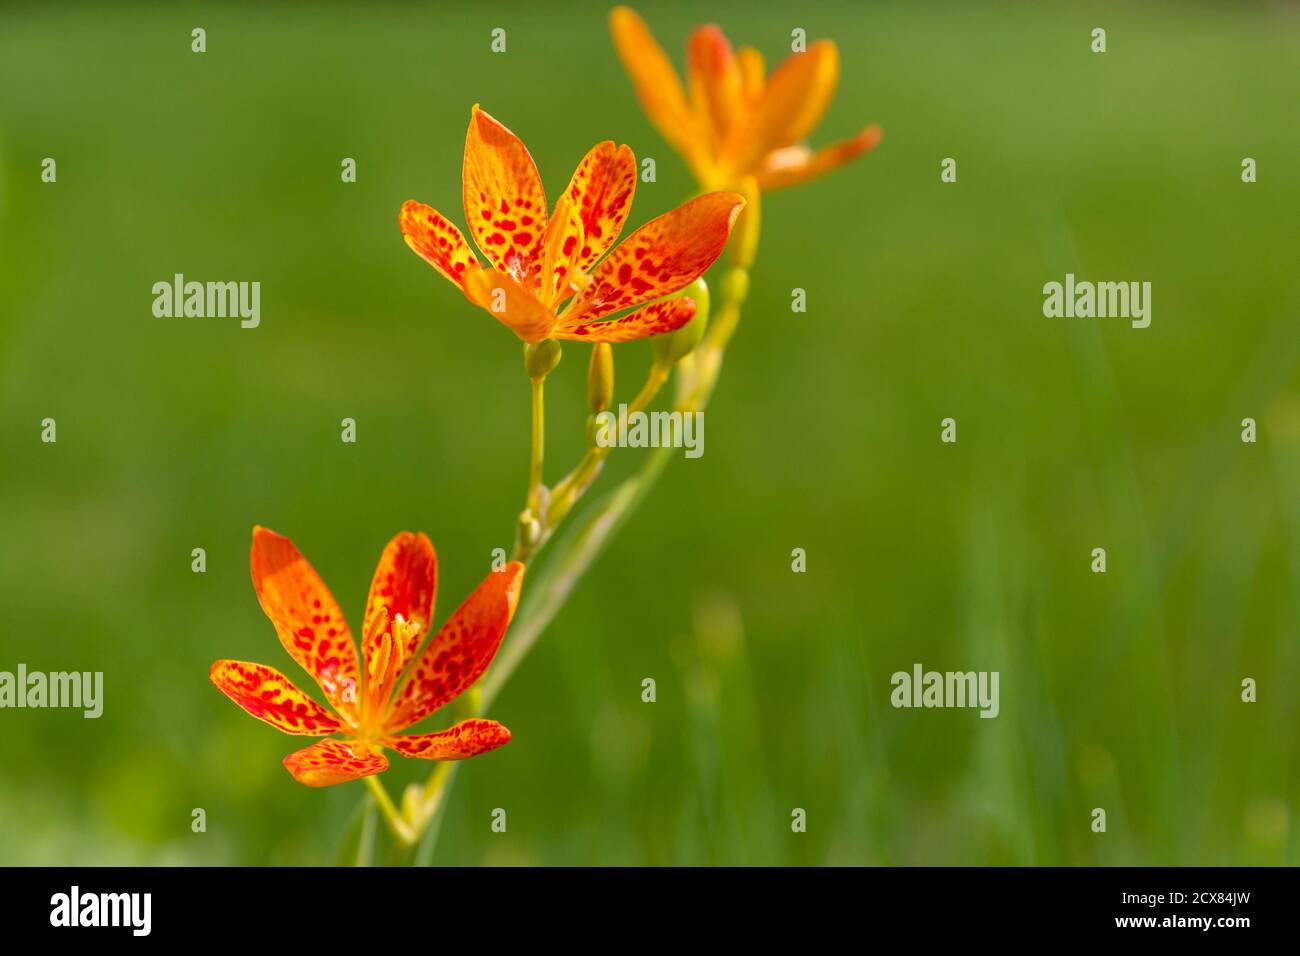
410,760 -> 458,865
527,376 -> 545,514
409,264 -> 751,862
629,362 -> 670,413
364,774 -> 416,847
355,796 -> 377,867
483,443 -> 673,709
487,266 -> 747,701
544,361 -> 669,534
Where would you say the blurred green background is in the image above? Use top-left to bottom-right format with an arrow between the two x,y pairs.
2,0 -> 1298,866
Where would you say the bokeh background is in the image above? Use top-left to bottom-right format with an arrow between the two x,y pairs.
2,0 -> 1298,865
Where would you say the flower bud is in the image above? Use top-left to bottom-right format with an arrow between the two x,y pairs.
587,342 -> 614,413
514,509 -> 541,553
651,278 -> 710,368
524,338 -> 562,381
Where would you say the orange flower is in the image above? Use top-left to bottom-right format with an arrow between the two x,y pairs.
609,6 -> 882,192
400,105 -> 745,345
210,527 -> 523,787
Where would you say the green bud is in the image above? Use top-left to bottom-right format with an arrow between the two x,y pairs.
524,338 -> 562,381
651,278 -> 710,368
514,508 -> 541,555
587,342 -> 614,413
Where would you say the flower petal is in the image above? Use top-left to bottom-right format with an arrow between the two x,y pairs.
385,562 -> 525,732
737,45 -> 766,105
283,738 -> 388,788
385,718 -> 512,760
609,7 -> 698,159
399,200 -> 481,295
687,25 -> 743,143
560,141 -> 637,273
210,660 -> 344,735
250,527 -> 361,720
554,296 -> 696,344
753,125 -> 883,190
566,192 -> 745,322
533,193 -> 586,307
363,532 -> 437,667
462,105 -> 548,282
722,39 -> 840,177
464,267 -> 557,342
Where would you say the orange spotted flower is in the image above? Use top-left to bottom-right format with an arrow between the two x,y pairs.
400,105 -> 745,344
609,6 -> 882,192
210,527 -> 523,787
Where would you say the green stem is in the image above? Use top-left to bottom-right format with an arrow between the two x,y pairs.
412,263 -> 750,862
488,266 -> 746,702
411,760 -> 458,866
364,774 -> 415,847
628,362 -> 670,413
483,443 -> 674,709
355,796 -> 377,867
528,376 -> 545,514
545,361 -> 670,531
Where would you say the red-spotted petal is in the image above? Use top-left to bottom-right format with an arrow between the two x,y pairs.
561,141 -> 637,272
210,660 -> 344,735
250,527 -> 360,720
533,193 -> 586,307
462,106 -> 548,282
385,562 -> 525,732
399,200 -> 480,295
363,532 -> 437,668
566,192 -> 745,322
385,718 -> 512,760
554,296 -> 696,343
464,267 -> 558,342
283,738 -> 388,788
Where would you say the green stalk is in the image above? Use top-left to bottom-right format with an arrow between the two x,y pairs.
364,774 -> 416,846
406,264 -> 750,863
527,376 -> 545,514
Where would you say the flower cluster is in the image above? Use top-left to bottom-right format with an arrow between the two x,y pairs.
212,6 -> 879,836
